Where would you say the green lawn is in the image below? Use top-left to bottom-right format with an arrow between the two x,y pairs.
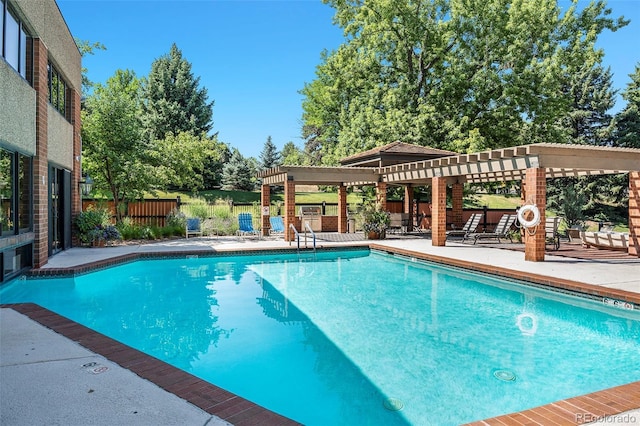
153,189 -> 523,208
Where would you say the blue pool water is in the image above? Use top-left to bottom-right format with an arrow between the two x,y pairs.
1,249 -> 639,425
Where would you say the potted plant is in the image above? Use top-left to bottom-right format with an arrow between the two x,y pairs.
357,201 -> 391,239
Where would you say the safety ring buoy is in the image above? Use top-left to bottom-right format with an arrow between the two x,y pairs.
517,204 -> 540,229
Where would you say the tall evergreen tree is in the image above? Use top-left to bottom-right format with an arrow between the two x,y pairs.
614,64 -> 640,149
143,43 -> 214,140
221,149 -> 255,191
259,136 -> 282,170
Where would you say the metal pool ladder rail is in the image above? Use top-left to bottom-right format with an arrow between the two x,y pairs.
288,223 -> 316,253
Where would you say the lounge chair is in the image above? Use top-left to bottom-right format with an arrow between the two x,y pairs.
580,231 -> 628,251
269,216 -> 285,235
185,217 -> 203,238
469,214 -> 517,244
237,212 -> 261,238
545,217 -> 562,251
446,213 -> 482,241
388,213 -> 409,234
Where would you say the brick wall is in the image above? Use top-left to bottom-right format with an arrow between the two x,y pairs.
431,177 -> 447,246
524,168 -> 546,261
629,172 -> 639,257
32,39 -> 49,268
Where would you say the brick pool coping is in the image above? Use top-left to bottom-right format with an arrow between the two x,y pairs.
6,245 -> 640,425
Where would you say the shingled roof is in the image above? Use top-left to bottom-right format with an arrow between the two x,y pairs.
340,141 -> 456,167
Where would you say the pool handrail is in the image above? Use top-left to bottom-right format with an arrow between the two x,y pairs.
288,223 -> 316,252
304,222 -> 316,252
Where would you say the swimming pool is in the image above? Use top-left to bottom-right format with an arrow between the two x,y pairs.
1,249 -> 639,425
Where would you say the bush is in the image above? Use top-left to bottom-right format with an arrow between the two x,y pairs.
166,208 -> 186,228
75,208 -> 112,244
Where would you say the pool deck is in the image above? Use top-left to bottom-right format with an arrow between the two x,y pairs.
2,235 -> 639,425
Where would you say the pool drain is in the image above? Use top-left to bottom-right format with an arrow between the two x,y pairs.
383,397 -> 404,411
493,369 -> 516,382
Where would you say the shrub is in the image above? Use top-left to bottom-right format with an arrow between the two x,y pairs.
166,208 -> 186,228
75,208 -> 112,244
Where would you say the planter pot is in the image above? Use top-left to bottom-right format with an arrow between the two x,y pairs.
366,230 -> 386,240
91,240 -> 105,248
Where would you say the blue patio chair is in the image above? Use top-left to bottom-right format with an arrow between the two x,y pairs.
269,216 -> 285,234
185,217 -> 203,239
237,212 -> 261,238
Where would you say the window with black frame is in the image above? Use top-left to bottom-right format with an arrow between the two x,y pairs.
0,148 -> 32,236
0,148 -> 13,236
1,0 -> 30,80
48,62 -> 68,119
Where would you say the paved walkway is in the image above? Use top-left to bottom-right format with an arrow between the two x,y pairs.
2,235 -> 639,425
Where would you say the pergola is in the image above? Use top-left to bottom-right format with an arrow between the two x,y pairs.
258,143 -> 640,260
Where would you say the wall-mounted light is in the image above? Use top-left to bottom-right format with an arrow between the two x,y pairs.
79,174 -> 93,196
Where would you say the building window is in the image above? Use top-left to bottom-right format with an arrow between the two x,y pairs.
0,147 -> 32,237
0,148 -> 13,236
48,62 -> 69,120
1,0 -> 31,80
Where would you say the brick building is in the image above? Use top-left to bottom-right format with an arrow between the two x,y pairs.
1,0 -> 81,281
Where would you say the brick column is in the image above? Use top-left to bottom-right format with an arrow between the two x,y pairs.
284,178 -> 296,242
261,184 -> 270,237
71,88 -> 82,246
404,185 -> 413,231
32,39 -> 49,268
452,182 -> 463,229
432,177 -> 447,246
629,172 -> 639,257
524,168 -> 546,262
376,182 -> 387,211
338,184 -> 347,233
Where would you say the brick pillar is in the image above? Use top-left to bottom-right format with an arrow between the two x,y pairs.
284,178 -> 296,242
32,39 -> 49,268
404,185 -> 413,231
629,172 -> 639,257
376,182 -> 387,211
524,168 -> 546,262
338,184 -> 347,233
452,182 -> 463,229
432,177 -> 447,246
261,184 -> 270,237
71,88 -> 82,246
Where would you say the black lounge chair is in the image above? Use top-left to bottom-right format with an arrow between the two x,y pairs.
446,213 -> 482,241
470,214 -> 517,244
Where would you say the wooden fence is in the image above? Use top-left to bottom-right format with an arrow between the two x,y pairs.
83,198 -> 514,232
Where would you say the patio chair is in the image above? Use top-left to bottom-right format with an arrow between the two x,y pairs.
269,216 -> 285,235
185,217 -> 203,239
446,213 -> 482,241
237,212 -> 261,238
545,216 -> 562,251
388,213 -> 409,234
469,214 -> 517,244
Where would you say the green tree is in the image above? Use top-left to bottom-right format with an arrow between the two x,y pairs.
221,149 -> 255,191
82,69 -> 151,221
74,38 -> 106,96
302,0 -> 627,163
281,141 -> 305,165
143,43 -> 214,140
153,131 -> 213,193
259,136 -> 282,170
202,142 -> 231,189
614,64 -> 640,149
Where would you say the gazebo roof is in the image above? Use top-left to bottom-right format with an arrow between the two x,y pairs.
381,143 -> 640,184
258,143 -> 640,186
340,141 -> 456,167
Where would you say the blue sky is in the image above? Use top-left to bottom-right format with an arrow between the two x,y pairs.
58,0 -> 639,159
